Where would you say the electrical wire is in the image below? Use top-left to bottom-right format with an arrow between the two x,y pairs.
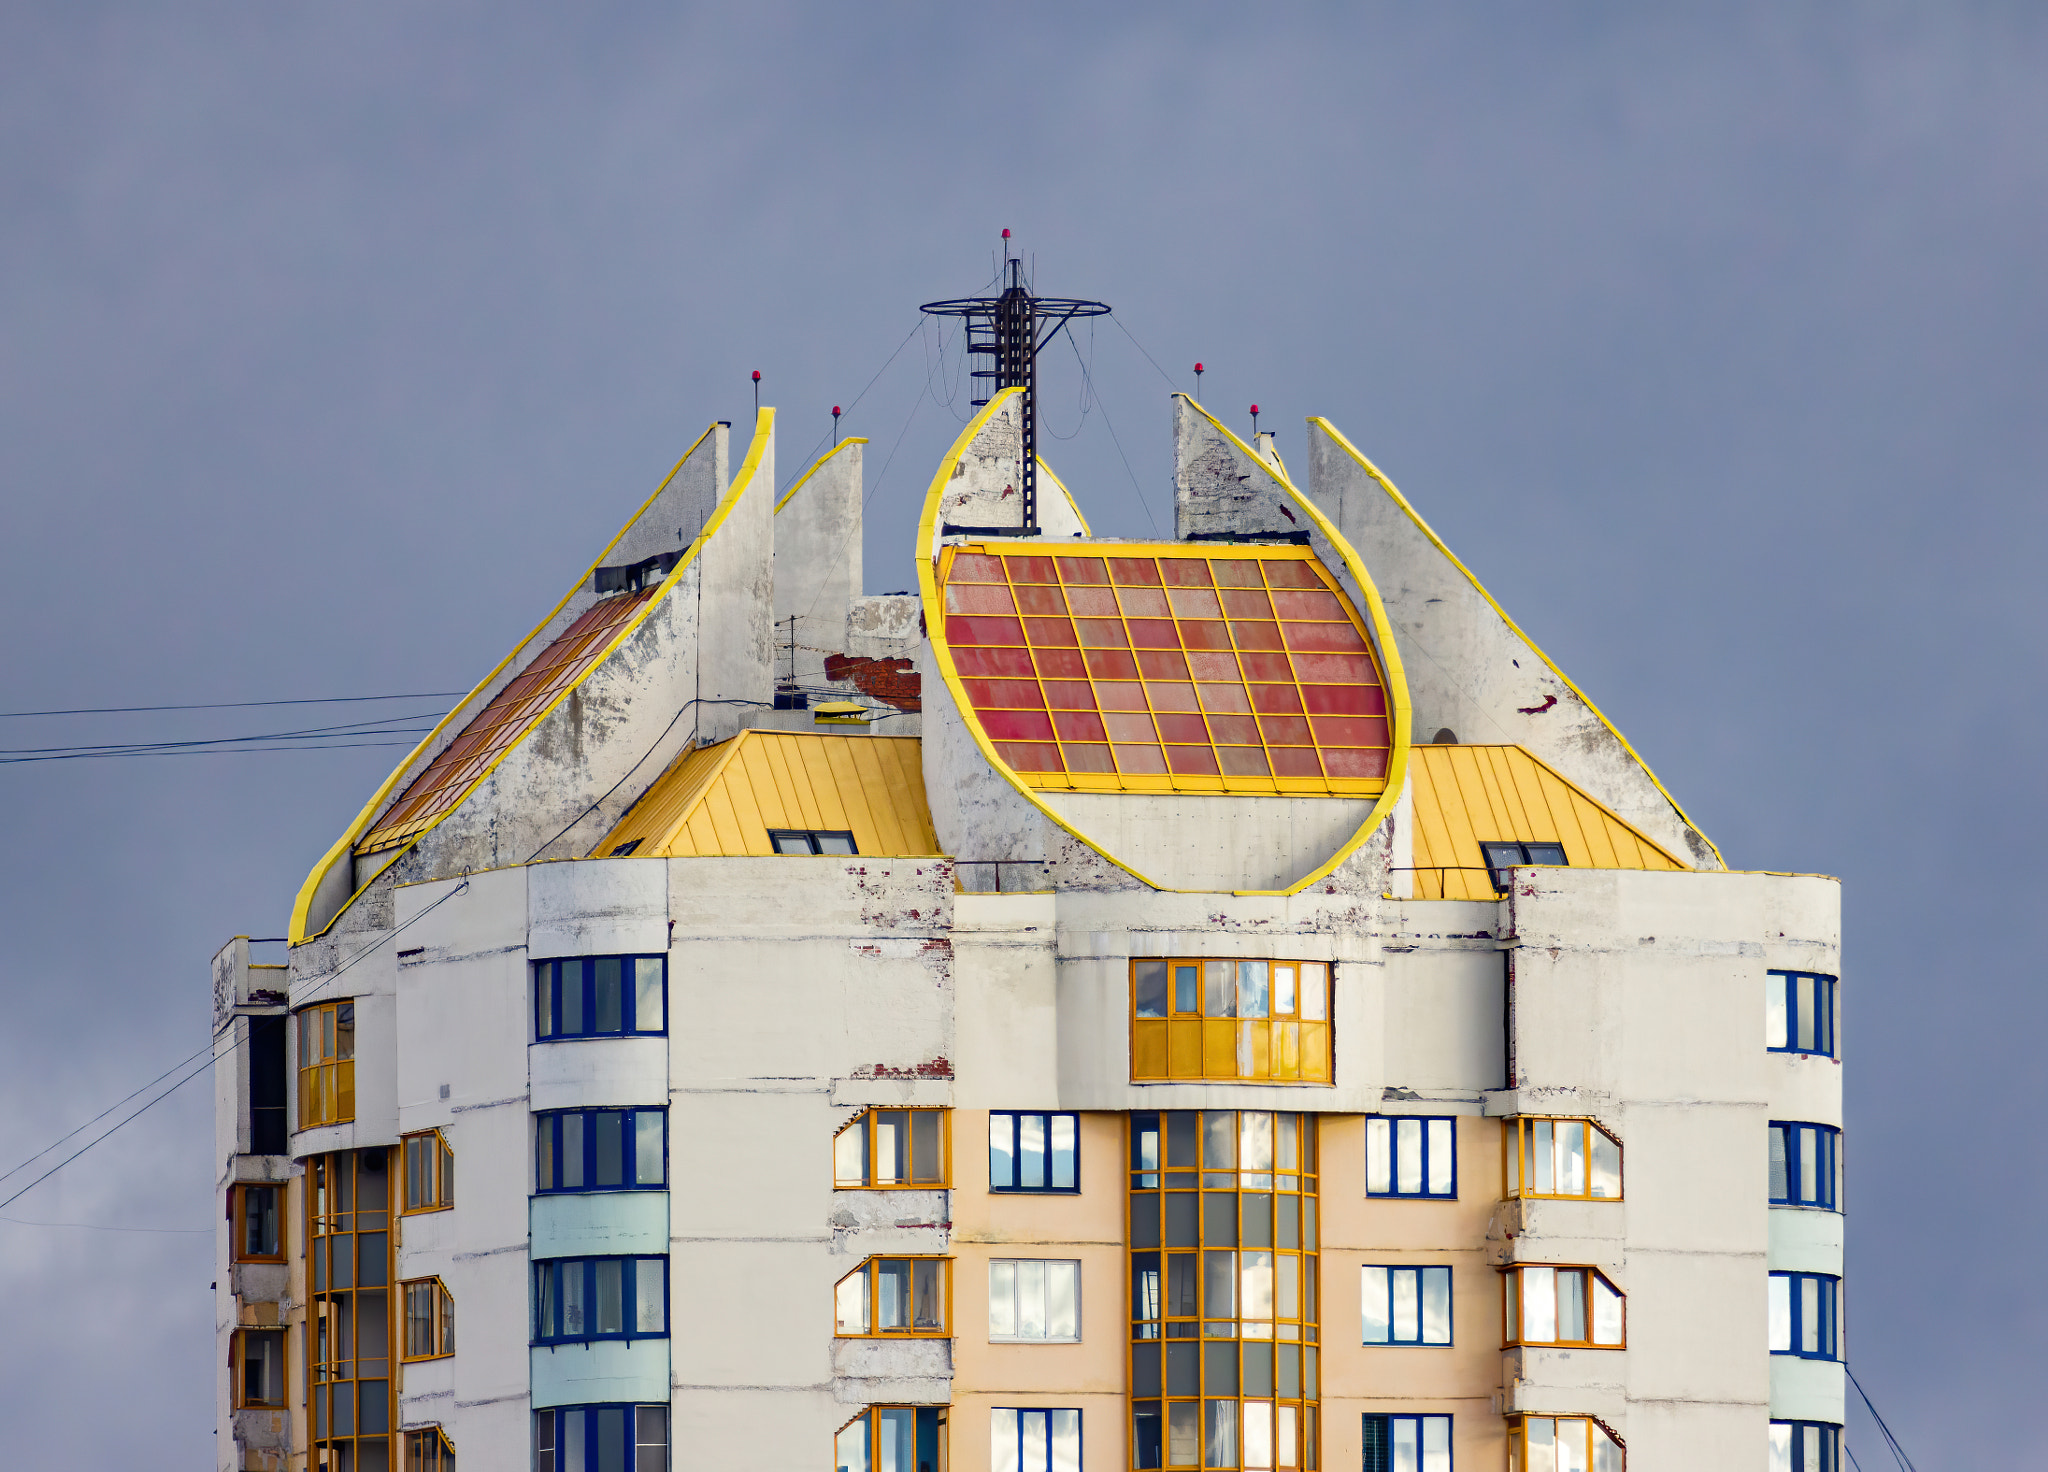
0,1215 -> 210,1234
1067,329 -> 1160,534
0,709 -> 445,760
776,317 -> 925,495
3,740 -> 426,764
1113,313 -> 1184,394
1848,1367 -> 1919,1472
0,692 -> 465,720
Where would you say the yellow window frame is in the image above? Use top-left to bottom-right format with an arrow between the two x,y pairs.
833,1107 -> 951,1189
1500,1263 -> 1627,1349
1506,1414 -> 1625,1471
834,1406 -> 949,1472
833,1256 -> 952,1338
296,1000 -> 356,1128
405,1425 -> 458,1471
401,1128 -> 455,1213
1130,958 -> 1333,1084
232,1182 -> 286,1263
231,1326 -> 287,1408
1503,1117 -> 1623,1201
400,1275 -> 456,1361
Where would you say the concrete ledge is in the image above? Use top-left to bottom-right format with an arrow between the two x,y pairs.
532,1190 -> 669,1258
1769,1355 -> 1845,1424
531,1338 -> 670,1408
529,1037 -> 668,1111
1767,1207 -> 1843,1274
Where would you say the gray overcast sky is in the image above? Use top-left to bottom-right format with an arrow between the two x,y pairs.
2,3 -> 2039,1463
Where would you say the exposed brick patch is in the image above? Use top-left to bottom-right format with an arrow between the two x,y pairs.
824,653 -> 922,712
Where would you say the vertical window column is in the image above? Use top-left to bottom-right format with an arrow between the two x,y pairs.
308,1148 -> 393,1469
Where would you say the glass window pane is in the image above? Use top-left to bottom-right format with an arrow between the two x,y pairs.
1766,975 -> 1787,1048
836,1269 -> 869,1334
1174,964 -> 1201,1014
1243,1112 -> 1274,1173
817,832 -> 856,855
1392,1267 -> 1419,1342
1366,1119 -> 1392,1194
1273,964 -> 1297,1016
1392,1418 -> 1417,1472
1244,1402 -> 1273,1472
991,1114 -> 1016,1189
1422,1416 -> 1451,1472
836,1119 -> 868,1187
1300,962 -> 1327,1021
912,1111 -> 943,1184
1238,961 -> 1271,1019
637,1406 -> 669,1472
1557,1420 -> 1588,1472
1020,1113 -> 1046,1189
1016,1260 -> 1047,1338
1593,1276 -> 1624,1345
634,958 -> 664,1033
1801,1276 -> 1820,1353
1426,1120 -> 1454,1195
1052,1114 -> 1077,1189
1396,1119 -> 1422,1194
1203,1112 -> 1236,1169
992,1409 -> 1021,1472
1558,1269 -> 1586,1342
913,1259 -> 944,1330
1049,1260 -> 1079,1339
1421,1267 -> 1451,1344
1524,1267 -> 1556,1342
1560,1123 -> 1587,1195
594,959 -> 623,1034
1768,1274 -> 1790,1351
1799,1128 -> 1818,1204
1205,1400 -> 1238,1470
837,1413 -> 870,1472
1051,1409 -> 1082,1472
1590,1129 -> 1620,1199
1795,975 -> 1816,1051
876,1112 -> 906,1184
636,1258 -> 665,1333
562,962 -> 584,1034
595,1259 -> 625,1333
595,1112 -> 624,1187
990,1260 -> 1018,1336
563,1263 -> 586,1337
1532,1121 -> 1555,1194
1362,1265 -> 1390,1342
563,1114 -> 585,1189
1204,961 -> 1236,1017
635,1111 -> 665,1186
1136,961 -> 1169,1018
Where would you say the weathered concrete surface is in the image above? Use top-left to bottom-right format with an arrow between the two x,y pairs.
774,439 -> 864,686
933,392 -> 1087,536
1302,417 -> 1721,870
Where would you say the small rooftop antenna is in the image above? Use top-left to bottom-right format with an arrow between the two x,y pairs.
1194,362 -> 1204,386
831,405 -> 842,445
920,231 -> 1110,533
752,370 -> 761,414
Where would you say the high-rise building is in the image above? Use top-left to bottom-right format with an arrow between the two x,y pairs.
213,288 -> 1843,1472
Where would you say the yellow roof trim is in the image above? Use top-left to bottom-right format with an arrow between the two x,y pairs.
1037,456 -> 1092,535
774,436 -> 870,515
289,414 -> 769,944
1307,415 -> 1723,870
1406,743 -> 1686,900
594,729 -> 940,858
917,388 -> 1413,897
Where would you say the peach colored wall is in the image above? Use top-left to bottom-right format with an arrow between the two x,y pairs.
1319,1114 -> 1505,1471
951,1110 -> 1129,1472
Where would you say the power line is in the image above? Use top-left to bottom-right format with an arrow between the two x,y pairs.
776,317 -> 925,494
1848,1367 -> 1919,1472
0,1215 -> 210,1234
0,692 -> 465,720
1067,329 -> 1160,534
1,739 -> 426,765
1112,313 -> 1183,393
1,710 -> 443,757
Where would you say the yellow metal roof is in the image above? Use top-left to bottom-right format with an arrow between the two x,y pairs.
592,730 -> 940,858
1406,743 -> 1685,900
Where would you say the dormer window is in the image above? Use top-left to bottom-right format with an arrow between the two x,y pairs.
593,552 -> 680,596
1481,841 -> 1567,892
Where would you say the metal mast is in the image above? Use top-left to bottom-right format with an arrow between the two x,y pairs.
920,248 -> 1109,534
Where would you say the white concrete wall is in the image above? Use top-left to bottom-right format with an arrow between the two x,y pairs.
775,440 -> 863,684
694,411 -> 776,744
932,394 -> 1086,537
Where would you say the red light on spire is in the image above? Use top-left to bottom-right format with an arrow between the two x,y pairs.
1002,228 -> 1011,239
752,370 -> 761,382
1194,363 -> 1204,375
832,405 -> 842,417
1250,404 -> 1260,415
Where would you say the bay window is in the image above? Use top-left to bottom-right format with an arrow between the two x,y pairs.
836,1257 -> 950,1336
1504,1118 -> 1621,1201
835,1108 -> 949,1188
1501,1265 -> 1624,1348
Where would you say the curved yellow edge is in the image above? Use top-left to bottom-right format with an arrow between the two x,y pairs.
915,388 -> 1413,898
1306,416 -> 1724,870
1173,395 -> 1412,897
1036,457 -> 1093,535
774,437 -> 870,515
289,414 -> 770,944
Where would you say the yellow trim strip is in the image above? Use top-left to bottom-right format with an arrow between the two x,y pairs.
289,415 -> 765,944
916,387 -> 1414,896
774,437 -> 870,515
1306,416 -> 1722,869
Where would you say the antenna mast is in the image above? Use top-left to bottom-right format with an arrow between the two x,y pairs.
920,231 -> 1109,534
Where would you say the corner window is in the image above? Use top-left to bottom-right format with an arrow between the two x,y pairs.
402,1129 -> 455,1213
1507,1417 -> 1622,1471
1130,958 -> 1332,1083
1504,1118 -> 1621,1201
1769,1422 -> 1840,1472
989,1260 -> 1081,1342
296,1001 -> 356,1128
770,828 -> 858,855
1502,1265 -> 1624,1348
533,1257 -> 668,1343
404,1427 -> 457,1471
990,1112 -> 1078,1192
993,1409 -> 1081,1472
534,955 -> 666,1040
1768,1272 -> 1839,1360
1769,1123 -> 1840,1210
835,1407 -> 947,1472
835,1257 -> 950,1336
1767,972 -> 1837,1058
536,1109 -> 667,1192
234,1184 -> 283,1261
1360,1265 -> 1451,1346
1365,1117 -> 1455,1198
234,1328 -> 286,1407
401,1277 -> 456,1360
1362,1414 -> 1449,1472
534,1405 -> 667,1472
1480,840 -> 1567,892
835,1108 -> 949,1188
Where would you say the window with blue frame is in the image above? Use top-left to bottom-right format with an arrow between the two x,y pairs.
990,1112 -> 1079,1192
1770,1421 -> 1840,1472
534,1404 -> 667,1472
1769,1123 -> 1840,1210
1362,1413 -> 1450,1472
534,955 -> 666,1040
1767,971 -> 1836,1058
1361,1266 -> 1452,1345
535,1108 -> 666,1192
533,1257 -> 668,1343
991,1408 -> 1081,1472
1366,1117 -> 1456,1198
1768,1272 -> 1838,1360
